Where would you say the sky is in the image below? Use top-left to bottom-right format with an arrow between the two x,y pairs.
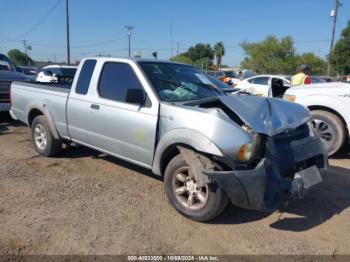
0,0 -> 349,66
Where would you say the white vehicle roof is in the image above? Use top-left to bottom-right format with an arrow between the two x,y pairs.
43,65 -> 78,69
245,74 -> 291,83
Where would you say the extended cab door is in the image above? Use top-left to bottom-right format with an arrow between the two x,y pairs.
86,59 -> 159,168
67,59 -> 97,144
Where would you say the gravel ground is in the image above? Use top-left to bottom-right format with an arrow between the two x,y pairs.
0,112 -> 350,255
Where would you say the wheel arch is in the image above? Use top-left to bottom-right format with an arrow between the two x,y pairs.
27,106 -> 60,139
152,129 -> 224,176
308,105 -> 348,137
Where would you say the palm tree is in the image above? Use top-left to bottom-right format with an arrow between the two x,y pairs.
214,42 -> 225,70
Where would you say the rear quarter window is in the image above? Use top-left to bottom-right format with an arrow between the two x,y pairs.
75,60 -> 97,95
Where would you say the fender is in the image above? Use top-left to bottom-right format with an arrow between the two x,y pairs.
297,94 -> 350,126
26,102 -> 60,140
152,128 -> 224,175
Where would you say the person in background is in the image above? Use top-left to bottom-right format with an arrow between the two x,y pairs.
291,64 -> 311,86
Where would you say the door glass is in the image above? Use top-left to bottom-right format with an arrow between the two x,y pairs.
75,60 -> 97,95
98,63 -> 144,103
253,77 -> 269,85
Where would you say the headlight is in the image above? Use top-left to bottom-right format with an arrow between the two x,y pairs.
237,133 -> 261,162
283,94 -> 296,102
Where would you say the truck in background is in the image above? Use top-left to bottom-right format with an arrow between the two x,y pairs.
0,53 -> 32,112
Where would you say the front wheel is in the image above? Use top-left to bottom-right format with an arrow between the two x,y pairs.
164,154 -> 228,222
310,110 -> 346,156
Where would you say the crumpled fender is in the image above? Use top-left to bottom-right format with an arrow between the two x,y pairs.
152,128 -> 223,175
219,96 -> 310,136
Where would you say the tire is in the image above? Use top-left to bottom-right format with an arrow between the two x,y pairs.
310,110 -> 346,156
31,115 -> 62,157
164,154 -> 228,222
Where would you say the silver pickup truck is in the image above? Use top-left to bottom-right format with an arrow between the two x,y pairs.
10,58 -> 328,221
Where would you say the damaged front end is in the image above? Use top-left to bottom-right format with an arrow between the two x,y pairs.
187,96 -> 328,212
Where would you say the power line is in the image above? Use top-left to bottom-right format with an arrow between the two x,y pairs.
12,0 -> 62,41
27,36 -> 128,49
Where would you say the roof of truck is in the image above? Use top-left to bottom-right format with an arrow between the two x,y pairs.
83,57 -> 188,65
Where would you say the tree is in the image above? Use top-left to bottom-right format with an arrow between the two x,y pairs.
240,35 -> 296,74
183,43 -> 214,62
7,49 -> 33,66
170,55 -> 193,65
214,42 -> 225,69
331,20 -> 350,75
295,52 -> 327,75
193,57 -> 212,71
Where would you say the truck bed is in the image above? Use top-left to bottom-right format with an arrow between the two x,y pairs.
10,81 -> 70,138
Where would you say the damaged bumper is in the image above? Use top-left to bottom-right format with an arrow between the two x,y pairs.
204,126 -> 328,212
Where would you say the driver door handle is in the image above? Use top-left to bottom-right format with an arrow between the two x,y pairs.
91,104 -> 100,110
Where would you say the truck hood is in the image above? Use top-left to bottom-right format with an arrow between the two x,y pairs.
209,95 -> 310,136
0,70 -> 31,81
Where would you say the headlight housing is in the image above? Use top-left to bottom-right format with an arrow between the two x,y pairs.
237,133 -> 261,162
283,94 -> 296,102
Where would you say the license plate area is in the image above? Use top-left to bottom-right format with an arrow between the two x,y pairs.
294,165 -> 322,189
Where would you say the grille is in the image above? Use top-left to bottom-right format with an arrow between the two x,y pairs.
0,81 -> 11,90
0,81 -> 10,103
269,124 -> 316,178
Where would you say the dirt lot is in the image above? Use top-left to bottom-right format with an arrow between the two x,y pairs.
0,112 -> 350,255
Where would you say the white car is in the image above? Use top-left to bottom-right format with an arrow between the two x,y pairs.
284,82 -> 350,155
236,75 -> 290,97
36,65 -> 77,83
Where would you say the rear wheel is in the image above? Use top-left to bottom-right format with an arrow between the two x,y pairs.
164,154 -> 228,222
310,110 -> 346,156
31,115 -> 62,157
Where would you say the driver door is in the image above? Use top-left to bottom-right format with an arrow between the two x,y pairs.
87,61 -> 159,168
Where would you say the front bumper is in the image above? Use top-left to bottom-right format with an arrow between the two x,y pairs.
204,131 -> 328,212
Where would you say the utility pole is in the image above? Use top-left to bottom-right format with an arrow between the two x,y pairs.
125,25 -> 134,58
22,40 -> 30,66
176,42 -> 179,56
65,0 -> 71,65
170,24 -> 174,57
327,0 -> 341,75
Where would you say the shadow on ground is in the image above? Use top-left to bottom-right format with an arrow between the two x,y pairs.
213,165 -> 350,232
58,144 -> 350,231
58,146 -> 162,182
0,112 -> 24,135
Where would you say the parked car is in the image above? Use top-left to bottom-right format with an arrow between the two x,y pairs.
17,66 -> 38,81
284,81 -> 350,155
0,53 -> 32,112
10,58 -> 327,222
236,75 -> 291,97
205,75 -> 240,95
36,65 -> 77,83
206,70 -> 240,85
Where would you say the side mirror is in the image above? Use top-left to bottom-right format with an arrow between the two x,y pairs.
125,89 -> 145,105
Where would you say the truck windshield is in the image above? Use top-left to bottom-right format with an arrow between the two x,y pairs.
139,62 -> 223,102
